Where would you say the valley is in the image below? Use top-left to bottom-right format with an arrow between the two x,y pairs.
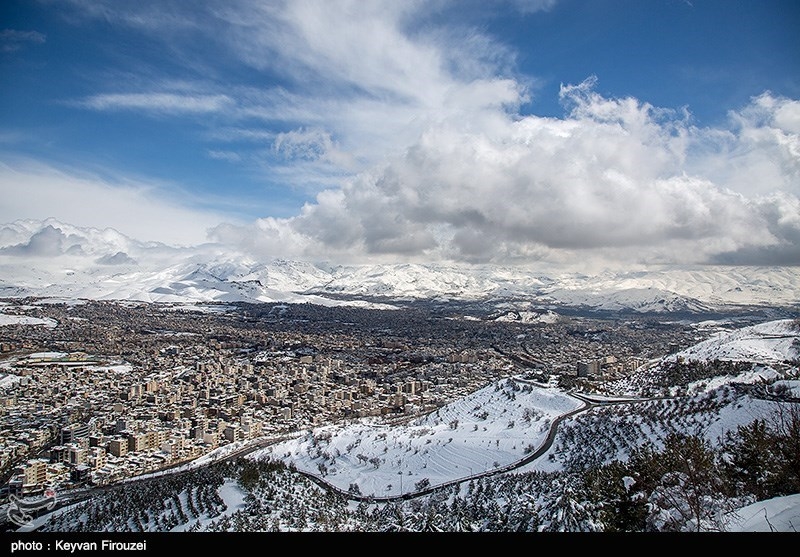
0,295 -> 797,532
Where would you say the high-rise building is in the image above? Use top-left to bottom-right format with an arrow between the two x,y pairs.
60,423 -> 90,444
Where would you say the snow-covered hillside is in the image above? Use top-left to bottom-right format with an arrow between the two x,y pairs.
253,379 -> 583,497
604,319 -> 800,398
727,493 -> 800,532
544,286 -> 713,313
251,318 -> 800,509
672,319 -> 800,364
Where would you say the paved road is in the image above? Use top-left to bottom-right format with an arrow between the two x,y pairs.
299,390 -> 595,503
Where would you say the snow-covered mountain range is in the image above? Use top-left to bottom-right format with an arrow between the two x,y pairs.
1,219 -> 798,313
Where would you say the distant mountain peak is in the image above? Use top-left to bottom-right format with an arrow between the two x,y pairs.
0,219 -> 798,312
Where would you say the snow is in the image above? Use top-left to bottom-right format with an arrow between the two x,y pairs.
2,280 -> 798,532
242,318 -> 800,529
252,379 -> 583,497
727,493 -> 800,532
25,351 -> 68,360
2,220 -> 799,309
170,479 -> 248,532
11,500 -> 86,533
771,380 -> 800,398
694,395 -> 783,445
9,480 -> 249,533
122,440 -> 254,483
158,303 -> 234,314
83,363 -> 134,374
0,313 -> 57,328
495,310 -> 560,324
546,286 -> 712,313
188,441 -> 251,468
673,319 -> 800,364
0,373 -> 22,389
684,365 -> 781,395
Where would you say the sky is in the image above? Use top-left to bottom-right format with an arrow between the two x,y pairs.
1,0 -> 799,267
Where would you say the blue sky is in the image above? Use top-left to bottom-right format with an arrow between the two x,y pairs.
1,0 -> 799,266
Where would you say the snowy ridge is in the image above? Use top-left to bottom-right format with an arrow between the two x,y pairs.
254,379 -> 583,497
673,319 -> 800,364
1,219 -> 799,311
312,263 -> 527,300
544,286 -> 713,313
494,309 -> 560,324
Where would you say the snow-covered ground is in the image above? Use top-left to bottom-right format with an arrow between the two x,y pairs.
0,373 -> 22,390
0,313 -> 57,328
727,493 -> 800,532
672,319 -> 799,364
252,379 -> 583,497
119,440 -> 256,484
23,351 -> 69,360
5,309 -> 800,532
3,219 -> 799,310
170,479 -> 247,532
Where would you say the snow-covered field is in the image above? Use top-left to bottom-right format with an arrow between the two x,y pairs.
252,380 -> 584,497
727,493 -> 800,532
0,313 -> 57,328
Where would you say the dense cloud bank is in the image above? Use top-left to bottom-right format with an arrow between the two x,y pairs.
210,83 -> 800,266
2,1 -> 798,267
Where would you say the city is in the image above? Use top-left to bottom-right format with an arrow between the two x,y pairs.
0,297 -> 703,497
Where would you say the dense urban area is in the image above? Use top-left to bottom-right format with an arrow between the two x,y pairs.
0,297 -> 718,498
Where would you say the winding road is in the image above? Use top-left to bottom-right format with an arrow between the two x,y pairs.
8,367 -> 663,530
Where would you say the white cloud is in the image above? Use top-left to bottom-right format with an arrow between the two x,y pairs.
206,150 -> 242,163
201,1 -> 530,178
78,93 -> 234,114
0,29 -> 46,52
24,1 -> 800,267
62,1 -> 529,195
505,0 -> 558,14
0,159 -> 234,246
706,92 -> 800,198
273,127 -> 355,168
57,1 -> 533,200
59,0 -> 202,33
208,83 -> 800,267
0,225 -> 72,257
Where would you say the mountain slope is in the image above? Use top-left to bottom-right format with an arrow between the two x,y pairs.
11,318 -> 800,533
253,379 -> 583,497
671,319 -> 800,364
